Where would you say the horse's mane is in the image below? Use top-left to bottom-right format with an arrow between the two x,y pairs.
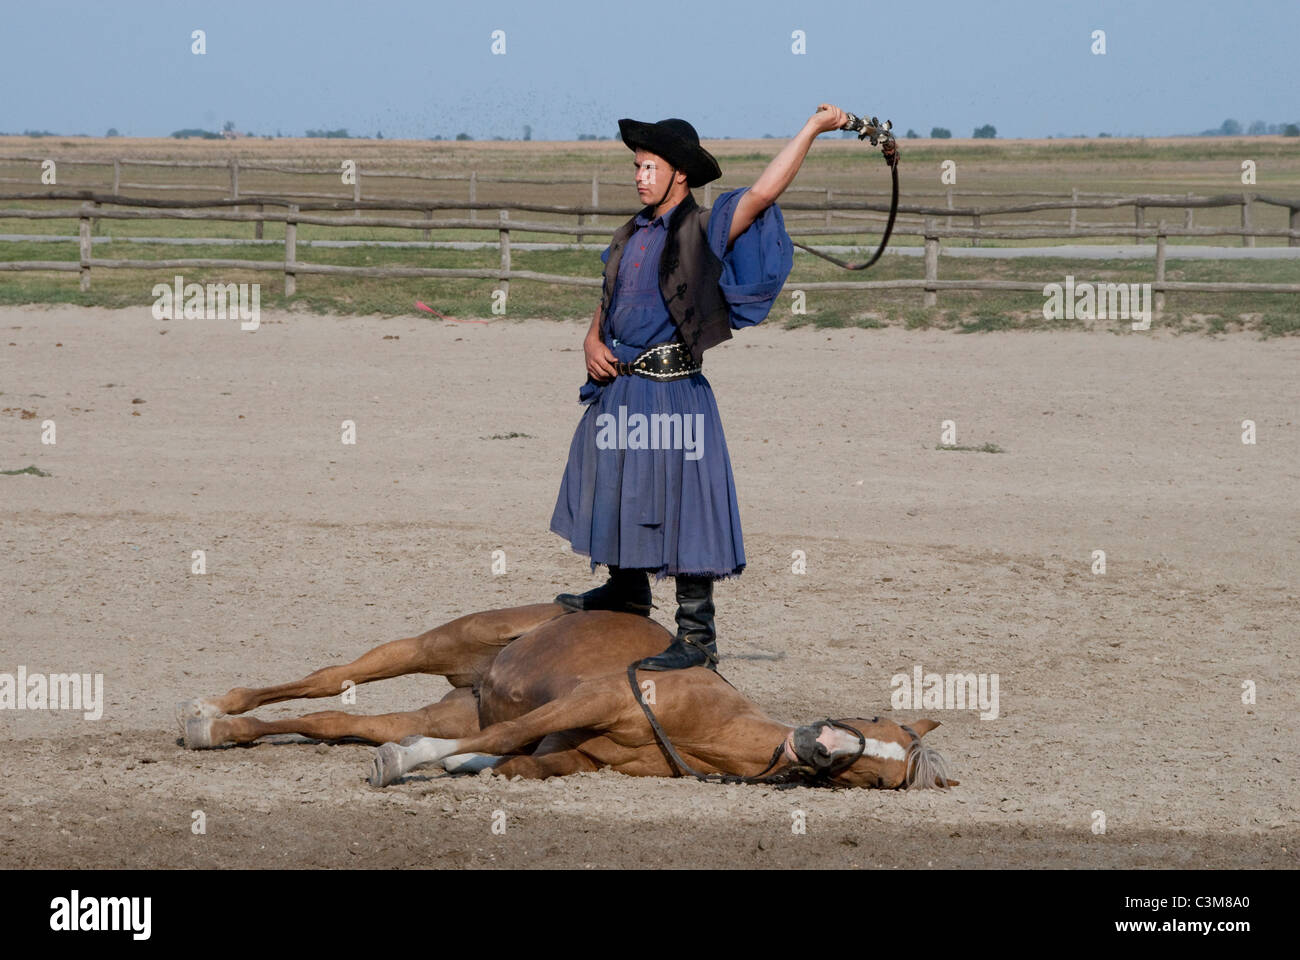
905,738 -> 952,790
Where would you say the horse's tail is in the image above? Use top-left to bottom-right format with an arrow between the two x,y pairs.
905,738 -> 953,789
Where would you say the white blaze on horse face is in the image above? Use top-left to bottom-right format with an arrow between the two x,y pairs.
863,739 -> 906,762
817,726 -> 906,762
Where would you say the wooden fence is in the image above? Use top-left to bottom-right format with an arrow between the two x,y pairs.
1,189 -> 1298,309
5,154 -> 1299,247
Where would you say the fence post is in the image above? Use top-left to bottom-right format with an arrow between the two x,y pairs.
1154,220 -> 1167,319
824,187 -> 832,228
1290,206 -> 1300,247
423,208 -> 433,242
353,167 -> 361,218
971,213 -> 980,247
229,158 -> 239,214
284,203 -> 298,296
946,187 -> 953,231
576,213 -> 584,245
498,209 -> 510,302
469,170 -> 477,221
1069,187 -> 1078,234
112,158 -> 121,195
255,203 -> 264,240
591,173 -> 599,226
1241,192 -> 1253,248
79,203 -> 92,292
1184,192 -> 1194,230
1134,202 -> 1144,243
923,217 -> 939,308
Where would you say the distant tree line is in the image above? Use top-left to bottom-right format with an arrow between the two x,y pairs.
16,117 -> 1300,141
1200,118 -> 1300,137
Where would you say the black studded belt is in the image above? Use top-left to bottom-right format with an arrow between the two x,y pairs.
613,341 -> 701,381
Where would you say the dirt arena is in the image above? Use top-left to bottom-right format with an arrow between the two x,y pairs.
2,303 -> 1296,868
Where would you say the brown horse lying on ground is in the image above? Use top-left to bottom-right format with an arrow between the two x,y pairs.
177,602 -> 956,790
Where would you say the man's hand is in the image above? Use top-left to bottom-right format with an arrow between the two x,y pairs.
808,103 -> 848,136
585,330 -> 618,382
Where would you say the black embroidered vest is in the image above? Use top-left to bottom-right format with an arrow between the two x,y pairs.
599,192 -> 732,365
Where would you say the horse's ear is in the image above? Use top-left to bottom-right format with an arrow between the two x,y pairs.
909,718 -> 940,737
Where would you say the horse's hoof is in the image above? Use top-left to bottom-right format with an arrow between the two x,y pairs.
369,743 -> 405,788
175,698 -> 223,734
183,716 -> 219,749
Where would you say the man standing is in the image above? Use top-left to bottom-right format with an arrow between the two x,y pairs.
552,104 -> 850,670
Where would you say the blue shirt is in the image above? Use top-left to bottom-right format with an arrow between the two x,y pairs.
605,200 -> 685,350
580,188 -> 794,404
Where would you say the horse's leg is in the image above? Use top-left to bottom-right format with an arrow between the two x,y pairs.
443,731 -> 601,778
184,687 -> 480,749
178,603 -> 567,724
488,747 -> 601,780
369,679 -> 629,786
484,732 -> 675,780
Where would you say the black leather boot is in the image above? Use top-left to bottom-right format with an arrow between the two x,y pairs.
638,574 -> 718,671
555,565 -> 653,616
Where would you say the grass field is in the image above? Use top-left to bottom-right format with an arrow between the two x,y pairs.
2,134 -> 1297,334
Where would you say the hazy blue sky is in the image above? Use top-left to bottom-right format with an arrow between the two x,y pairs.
5,0 -> 1297,139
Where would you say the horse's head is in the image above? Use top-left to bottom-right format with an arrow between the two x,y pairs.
780,716 -> 957,789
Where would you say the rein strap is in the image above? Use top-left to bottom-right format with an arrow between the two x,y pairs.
626,661 -> 865,788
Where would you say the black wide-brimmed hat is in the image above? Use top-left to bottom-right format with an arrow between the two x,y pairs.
618,117 -> 721,188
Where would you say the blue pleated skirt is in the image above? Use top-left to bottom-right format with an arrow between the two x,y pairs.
550,341 -> 746,581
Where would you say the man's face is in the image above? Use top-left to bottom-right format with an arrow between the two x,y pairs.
633,148 -> 678,202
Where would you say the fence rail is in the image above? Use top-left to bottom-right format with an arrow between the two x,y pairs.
6,154 -> 1300,246
0,188 -> 1297,311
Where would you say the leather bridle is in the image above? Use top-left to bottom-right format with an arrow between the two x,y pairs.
627,658 -> 876,788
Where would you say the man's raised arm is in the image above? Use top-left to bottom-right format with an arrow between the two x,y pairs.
726,103 -> 847,247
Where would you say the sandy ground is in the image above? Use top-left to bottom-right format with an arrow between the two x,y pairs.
1,303 -> 1297,869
